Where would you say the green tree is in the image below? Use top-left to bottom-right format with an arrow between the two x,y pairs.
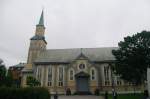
0,59 -> 14,87
5,70 -> 13,87
26,76 -> 41,87
112,31 -> 150,85
0,59 -> 7,86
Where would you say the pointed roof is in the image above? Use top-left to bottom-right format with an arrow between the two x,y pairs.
37,10 -> 44,26
76,49 -> 88,60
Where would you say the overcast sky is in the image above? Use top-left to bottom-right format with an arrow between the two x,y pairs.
1,0 -> 150,67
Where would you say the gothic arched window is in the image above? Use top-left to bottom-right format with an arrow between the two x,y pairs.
58,66 -> 64,86
90,68 -> 96,80
36,66 -> 42,82
69,69 -> 74,80
47,66 -> 52,86
104,66 -> 110,85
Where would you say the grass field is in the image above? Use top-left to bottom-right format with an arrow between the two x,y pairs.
103,93 -> 144,99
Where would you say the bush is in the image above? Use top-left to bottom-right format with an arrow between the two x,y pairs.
94,88 -> 100,95
26,76 -> 41,87
66,88 -> 71,95
0,87 -> 50,99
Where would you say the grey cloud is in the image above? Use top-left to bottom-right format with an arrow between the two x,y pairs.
0,0 -> 150,66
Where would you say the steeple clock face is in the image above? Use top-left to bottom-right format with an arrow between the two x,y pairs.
79,64 -> 85,69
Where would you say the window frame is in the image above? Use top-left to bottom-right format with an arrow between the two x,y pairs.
58,66 -> 64,86
69,69 -> 74,81
47,66 -> 53,86
90,68 -> 96,80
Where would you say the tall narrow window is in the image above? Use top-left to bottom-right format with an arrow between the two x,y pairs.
69,70 -> 74,80
104,66 -> 110,85
36,66 -> 42,84
91,69 -> 96,80
47,66 -> 52,86
58,66 -> 64,86
116,76 -> 122,86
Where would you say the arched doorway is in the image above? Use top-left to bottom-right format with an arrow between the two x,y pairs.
75,72 -> 91,94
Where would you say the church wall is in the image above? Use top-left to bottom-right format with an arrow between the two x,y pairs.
27,40 -> 46,65
34,62 -> 144,94
47,64 -> 58,94
67,59 -> 100,94
35,64 -> 64,94
98,63 -> 118,91
42,64 -> 67,94
21,73 -> 28,87
42,65 -> 48,86
21,72 -> 33,87
89,66 -> 99,94
97,63 -> 144,93
67,66 -> 76,93
100,63 -> 110,86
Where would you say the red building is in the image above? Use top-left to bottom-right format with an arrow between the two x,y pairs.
9,63 -> 25,87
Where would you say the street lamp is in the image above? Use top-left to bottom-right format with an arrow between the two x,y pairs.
109,63 -> 117,99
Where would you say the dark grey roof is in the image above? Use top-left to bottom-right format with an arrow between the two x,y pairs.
35,47 -> 118,63
30,35 -> 45,40
10,63 -> 26,68
30,35 -> 47,44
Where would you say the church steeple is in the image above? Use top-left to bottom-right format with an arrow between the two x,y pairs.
34,10 -> 45,36
27,10 -> 47,64
37,10 -> 44,26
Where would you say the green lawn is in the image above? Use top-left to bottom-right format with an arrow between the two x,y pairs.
103,93 -> 144,99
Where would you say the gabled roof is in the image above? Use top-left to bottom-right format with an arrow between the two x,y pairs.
76,50 -> 88,60
35,47 -> 118,63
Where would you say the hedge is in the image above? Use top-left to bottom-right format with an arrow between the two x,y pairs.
0,87 -> 50,99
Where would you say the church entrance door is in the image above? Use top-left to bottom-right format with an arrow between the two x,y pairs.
76,77 -> 89,92
75,72 -> 90,94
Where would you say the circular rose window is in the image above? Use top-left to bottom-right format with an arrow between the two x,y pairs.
79,64 -> 85,69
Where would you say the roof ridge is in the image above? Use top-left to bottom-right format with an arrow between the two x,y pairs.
46,47 -> 118,50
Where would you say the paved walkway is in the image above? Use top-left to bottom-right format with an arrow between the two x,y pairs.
51,95 -> 104,99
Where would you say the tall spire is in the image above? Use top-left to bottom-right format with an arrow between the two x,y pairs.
38,10 -> 44,26
34,10 -> 46,37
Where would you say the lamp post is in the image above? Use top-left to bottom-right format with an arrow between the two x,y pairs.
110,64 -> 117,99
